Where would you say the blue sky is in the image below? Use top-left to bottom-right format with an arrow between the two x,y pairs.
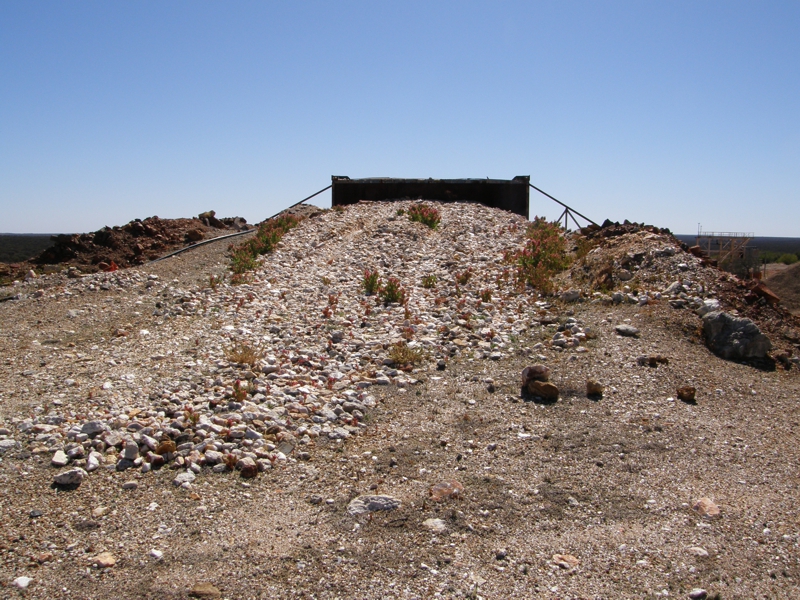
1,1 -> 798,235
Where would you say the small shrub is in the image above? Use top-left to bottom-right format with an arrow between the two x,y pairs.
396,208 -> 406,216
778,253 -> 799,265
434,296 -> 447,306
388,341 -> 425,366
230,214 -> 301,274
505,217 -> 570,294
208,274 -> 224,290
362,268 -> 381,295
332,205 -> 345,213
455,268 -> 473,285
407,203 -> 441,229
381,277 -> 406,305
232,380 -> 248,402
479,288 -> 492,302
321,276 -> 331,286
422,274 -> 437,289
225,343 -> 262,367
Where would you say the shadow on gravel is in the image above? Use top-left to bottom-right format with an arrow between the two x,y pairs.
519,387 -> 558,405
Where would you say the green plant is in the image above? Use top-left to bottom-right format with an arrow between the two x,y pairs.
479,288 -> 492,302
778,253 -> 799,265
422,274 -> 437,289
321,276 -> 332,286
388,341 -> 425,366
407,203 -> 441,229
362,268 -> 381,295
505,217 -> 570,294
332,204 -> 345,213
381,277 -> 406,305
396,208 -> 406,216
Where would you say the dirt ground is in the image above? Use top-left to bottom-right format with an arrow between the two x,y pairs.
765,262 -> 800,316
1,210 -> 800,599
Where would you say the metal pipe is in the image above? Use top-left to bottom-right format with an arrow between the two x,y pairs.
529,184 -> 598,227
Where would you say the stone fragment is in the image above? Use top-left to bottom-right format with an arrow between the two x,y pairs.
637,354 -> 669,367
86,451 -> 103,472
122,441 -> 139,460
347,495 -> 402,516
51,450 -> 69,467
693,497 -> 720,518
422,518 -> 448,533
93,552 -> 116,568
552,554 -> 580,569
12,576 -> 33,590
560,289 -> 581,302
53,468 -> 87,487
615,324 -> 639,337
429,480 -> 464,501
173,471 -> 196,486
149,549 -> 164,560
0,438 -> 20,454
677,386 -> 696,402
687,546 -> 709,557
688,589 -> 708,600
156,440 -> 177,455
526,380 -> 559,401
617,268 -> 632,281
702,311 -> 771,360
521,364 -> 550,384
189,582 -> 222,599
122,480 -> 138,490
237,457 -> 258,478
586,379 -> 604,397
81,421 -> 105,436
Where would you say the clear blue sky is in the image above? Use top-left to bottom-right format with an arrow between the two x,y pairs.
1,1 -> 798,235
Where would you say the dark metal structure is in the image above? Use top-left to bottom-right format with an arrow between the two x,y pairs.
331,176 -> 530,219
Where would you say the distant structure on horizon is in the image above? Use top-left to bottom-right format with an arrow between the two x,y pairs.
695,225 -> 760,277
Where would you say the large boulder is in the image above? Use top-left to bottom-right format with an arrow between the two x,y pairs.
702,311 -> 771,360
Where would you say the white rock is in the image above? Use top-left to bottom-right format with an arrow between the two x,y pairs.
13,576 -> 33,589
53,468 -> 87,486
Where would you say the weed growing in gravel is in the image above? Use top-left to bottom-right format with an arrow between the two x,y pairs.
407,203 -> 441,229
230,214 -> 301,275
422,274 -> 437,288
232,380 -> 248,402
332,204 -> 345,213
225,343 -> 262,367
381,277 -> 406,305
479,288 -> 492,302
208,274 -> 224,290
362,268 -> 381,295
388,341 -> 425,366
505,217 -> 570,294
455,267 -> 473,285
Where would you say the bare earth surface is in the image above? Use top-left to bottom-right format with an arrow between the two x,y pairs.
765,262 -> 800,316
1,202 -> 799,600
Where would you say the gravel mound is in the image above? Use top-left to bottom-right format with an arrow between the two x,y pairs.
1,201 -> 799,598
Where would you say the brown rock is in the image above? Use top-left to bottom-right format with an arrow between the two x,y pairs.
429,480 -> 464,502
637,354 -> 669,367
677,386 -> 696,402
189,582 -> 222,599
552,554 -> 580,569
586,379 -> 604,397
238,457 -> 258,479
526,380 -> 559,400
693,497 -> 720,518
155,440 -> 176,455
186,228 -> 204,242
521,364 -> 550,384
93,552 -> 116,568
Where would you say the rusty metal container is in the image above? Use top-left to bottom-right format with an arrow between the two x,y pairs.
331,176 -> 530,219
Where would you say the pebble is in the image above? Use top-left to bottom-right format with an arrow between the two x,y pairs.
422,518 -> 448,533
189,582 -> 222,599
686,546 -> 709,557
552,554 -> 580,569
688,589 -> 708,600
51,450 -> 69,467
615,324 -> 640,337
693,497 -> 720,518
149,548 -> 164,560
429,480 -> 464,501
93,552 -> 117,568
12,576 -> 33,590
122,480 -> 139,490
53,467 -> 87,487
347,495 -> 402,516
173,471 -> 196,487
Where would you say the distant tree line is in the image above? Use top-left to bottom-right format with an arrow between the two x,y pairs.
0,235 -> 54,263
760,251 -> 799,265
